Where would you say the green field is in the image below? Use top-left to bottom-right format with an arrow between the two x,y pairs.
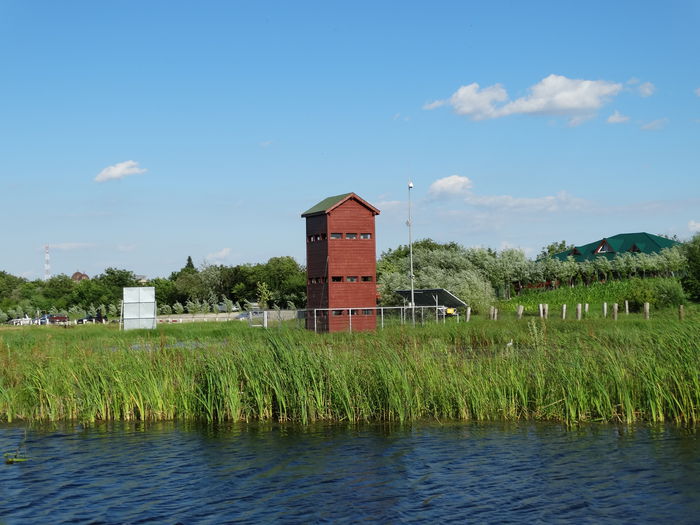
1,311 -> 698,425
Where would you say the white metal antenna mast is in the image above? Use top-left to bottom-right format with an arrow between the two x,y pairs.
44,245 -> 51,280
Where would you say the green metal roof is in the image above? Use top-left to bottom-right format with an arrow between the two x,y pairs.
301,192 -> 380,217
553,232 -> 680,262
301,193 -> 353,217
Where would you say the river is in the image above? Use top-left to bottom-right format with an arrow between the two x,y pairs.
1,421 -> 698,524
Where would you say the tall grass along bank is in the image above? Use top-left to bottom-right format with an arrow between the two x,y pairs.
0,318 -> 698,425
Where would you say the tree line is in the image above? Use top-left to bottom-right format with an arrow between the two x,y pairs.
1,234 -> 699,322
0,256 -> 305,322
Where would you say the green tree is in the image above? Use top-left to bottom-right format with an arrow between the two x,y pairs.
256,281 -> 272,310
681,233 -> 700,301
537,240 -> 574,260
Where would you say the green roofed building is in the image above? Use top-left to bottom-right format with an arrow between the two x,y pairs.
552,232 -> 680,262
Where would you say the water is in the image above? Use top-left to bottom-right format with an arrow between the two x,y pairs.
1,421 -> 698,524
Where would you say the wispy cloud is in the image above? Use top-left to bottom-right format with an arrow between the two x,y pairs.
694,87 -> 700,97
117,244 -> 137,252
465,190 -> 586,213
607,110 -> 629,124
424,74 -> 623,124
427,175 -> 587,213
259,140 -> 273,148
641,118 -> 668,131
690,220 -> 700,233
95,160 -> 147,182
50,242 -> 95,251
638,82 -> 655,97
206,247 -> 231,263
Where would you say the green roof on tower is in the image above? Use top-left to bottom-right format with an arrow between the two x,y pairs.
301,193 -> 380,217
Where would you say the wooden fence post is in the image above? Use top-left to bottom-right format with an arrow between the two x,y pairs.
576,303 -> 582,321
644,302 -> 650,320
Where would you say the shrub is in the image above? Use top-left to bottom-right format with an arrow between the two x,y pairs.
623,278 -> 686,310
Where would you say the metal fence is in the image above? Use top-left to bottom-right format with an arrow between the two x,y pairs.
300,306 -> 457,333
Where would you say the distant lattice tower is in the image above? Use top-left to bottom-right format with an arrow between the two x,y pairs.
44,245 -> 51,281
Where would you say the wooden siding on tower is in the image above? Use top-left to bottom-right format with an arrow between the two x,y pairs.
303,193 -> 379,332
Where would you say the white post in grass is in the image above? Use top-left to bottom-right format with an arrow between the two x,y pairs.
644,302 -> 650,320
466,306 -> 471,322
517,305 -> 524,320
613,303 -> 618,321
603,302 -> 608,318
625,300 -> 629,315
562,304 -> 567,320
576,303 -> 582,321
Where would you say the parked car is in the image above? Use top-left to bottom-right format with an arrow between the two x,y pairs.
37,314 -> 69,325
77,314 -> 107,324
8,316 -> 32,326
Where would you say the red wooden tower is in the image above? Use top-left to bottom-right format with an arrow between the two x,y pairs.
302,193 -> 380,332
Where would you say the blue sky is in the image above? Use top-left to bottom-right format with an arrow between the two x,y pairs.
1,1 -> 698,279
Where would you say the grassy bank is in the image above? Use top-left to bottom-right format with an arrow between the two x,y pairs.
1,316 -> 698,425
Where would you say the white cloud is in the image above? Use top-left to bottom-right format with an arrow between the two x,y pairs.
695,87 -> 700,97
439,83 -> 508,120
638,82 -> 655,97
259,140 -> 273,148
689,220 -> 700,233
426,74 -> 623,123
206,247 -> 231,263
428,175 -> 473,198
95,160 -> 147,182
641,118 -> 668,131
117,244 -> 137,252
607,110 -> 629,124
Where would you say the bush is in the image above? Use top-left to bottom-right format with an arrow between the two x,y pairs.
624,278 -> 686,311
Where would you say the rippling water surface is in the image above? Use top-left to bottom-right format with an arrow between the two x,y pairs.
1,421 -> 698,524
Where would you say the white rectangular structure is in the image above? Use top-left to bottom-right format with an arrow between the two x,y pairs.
122,287 -> 157,330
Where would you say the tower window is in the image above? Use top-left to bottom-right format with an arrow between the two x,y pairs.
330,233 -> 342,239
360,233 -> 371,239
346,276 -> 358,282
331,276 -> 343,282
346,233 -> 357,239
361,276 -> 373,282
